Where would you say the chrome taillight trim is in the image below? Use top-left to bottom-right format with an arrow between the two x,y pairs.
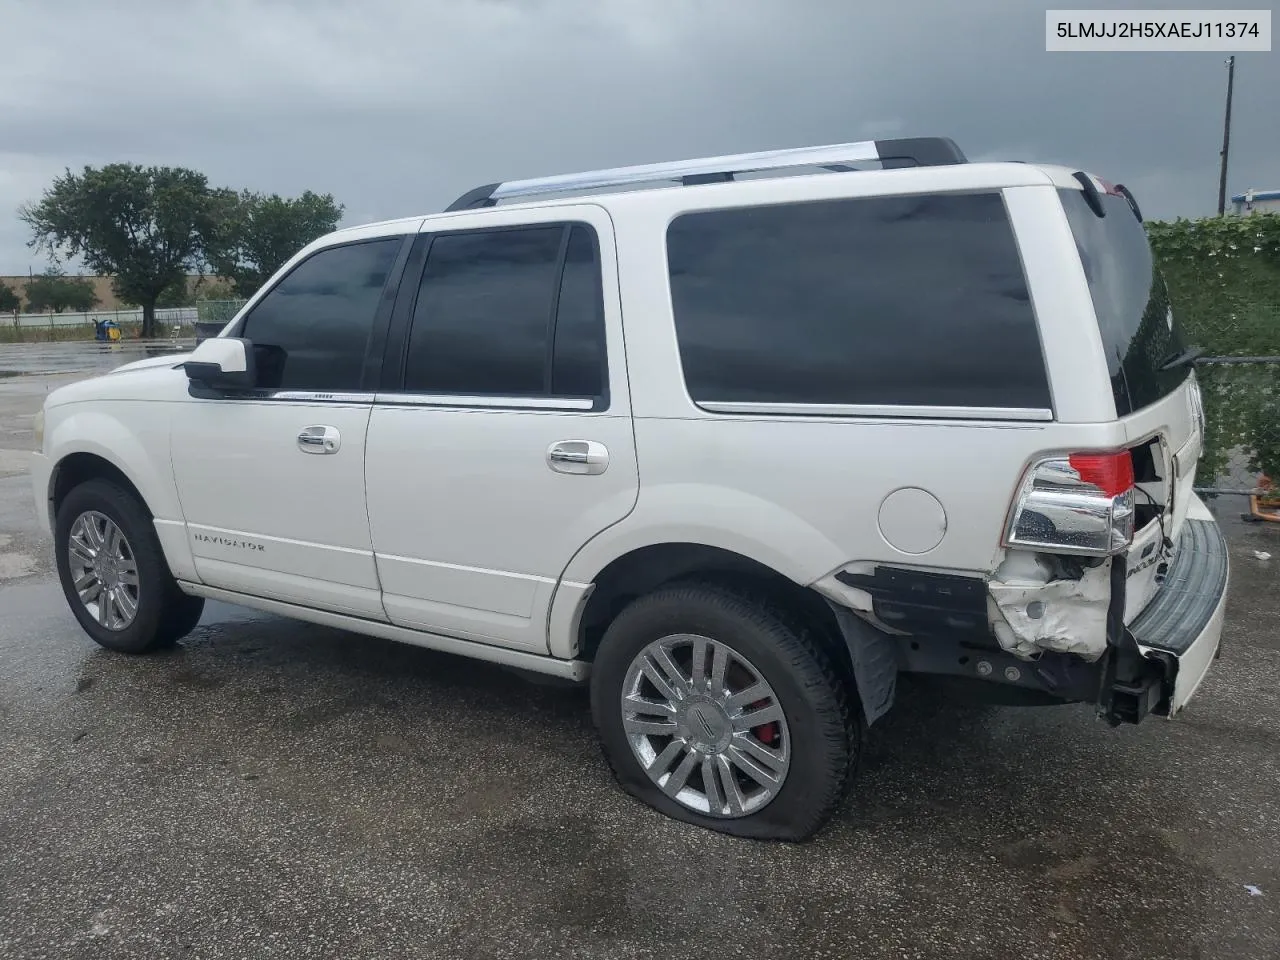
1005,456 -> 1136,556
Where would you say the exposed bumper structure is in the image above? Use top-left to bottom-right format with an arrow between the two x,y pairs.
824,498 -> 1229,726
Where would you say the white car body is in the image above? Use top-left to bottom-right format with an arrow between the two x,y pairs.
30,138 -> 1228,837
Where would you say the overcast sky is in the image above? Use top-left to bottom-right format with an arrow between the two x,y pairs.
2,0 -> 1276,274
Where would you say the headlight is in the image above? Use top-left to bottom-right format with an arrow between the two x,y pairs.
33,408 -> 44,452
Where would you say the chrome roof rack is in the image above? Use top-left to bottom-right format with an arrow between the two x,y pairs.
444,137 -> 967,212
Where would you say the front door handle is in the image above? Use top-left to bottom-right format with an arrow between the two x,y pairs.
298,425 -> 341,454
548,440 -> 608,475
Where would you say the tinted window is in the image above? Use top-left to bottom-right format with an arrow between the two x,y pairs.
551,226 -> 605,397
666,193 -> 1050,409
1059,190 -> 1188,415
403,224 -> 606,399
240,238 -> 401,391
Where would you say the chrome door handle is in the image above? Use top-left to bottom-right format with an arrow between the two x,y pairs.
298,425 -> 341,454
548,440 -> 608,475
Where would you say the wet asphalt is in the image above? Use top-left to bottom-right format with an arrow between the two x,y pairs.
1,343 -> 1278,960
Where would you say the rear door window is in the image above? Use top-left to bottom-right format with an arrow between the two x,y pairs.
1058,189 -> 1188,415
400,223 -> 607,402
665,192 -> 1050,411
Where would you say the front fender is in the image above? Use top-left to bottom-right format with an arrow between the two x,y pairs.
43,402 -> 199,583
44,405 -> 181,522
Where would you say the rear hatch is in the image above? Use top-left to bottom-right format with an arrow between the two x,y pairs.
1057,182 -> 1205,622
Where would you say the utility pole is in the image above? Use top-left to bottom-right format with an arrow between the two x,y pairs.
1217,55 -> 1236,216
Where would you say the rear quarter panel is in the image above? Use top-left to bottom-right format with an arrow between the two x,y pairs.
563,176 -> 1129,590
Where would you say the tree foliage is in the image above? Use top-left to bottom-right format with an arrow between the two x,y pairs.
0,280 -> 21,318
21,167 -> 344,334
22,266 -> 100,313
207,190 -> 344,297
20,164 -> 222,337
1147,212 -> 1280,484
156,273 -> 238,308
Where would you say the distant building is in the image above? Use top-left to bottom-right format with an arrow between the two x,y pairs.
1230,189 -> 1280,216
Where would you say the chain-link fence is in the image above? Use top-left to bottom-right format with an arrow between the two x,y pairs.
1193,357 -> 1280,500
10,306 -> 198,329
195,299 -> 247,327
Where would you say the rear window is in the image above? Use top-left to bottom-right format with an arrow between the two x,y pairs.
1058,189 -> 1189,415
666,192 -> 1051,411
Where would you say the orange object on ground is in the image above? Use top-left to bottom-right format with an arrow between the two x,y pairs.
1250,475 -> 1280,522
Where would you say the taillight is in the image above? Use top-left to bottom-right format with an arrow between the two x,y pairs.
1067,452 -> 1134,498
1005,451 -> 1135,556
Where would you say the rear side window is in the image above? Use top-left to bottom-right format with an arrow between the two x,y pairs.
402,223 -> 606,400
1058,189 -> 1188,415
240,238 -> 402,391
666,192 -> 1050,410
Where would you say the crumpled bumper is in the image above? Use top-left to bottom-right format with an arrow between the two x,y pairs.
1129,497 -> 1229,717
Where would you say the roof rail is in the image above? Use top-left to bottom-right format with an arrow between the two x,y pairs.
444,137 -> 967,212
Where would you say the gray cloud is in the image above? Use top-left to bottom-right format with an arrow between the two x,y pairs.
3,0 -> 1276,272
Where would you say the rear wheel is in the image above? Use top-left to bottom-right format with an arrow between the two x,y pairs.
590,582 -> 857,841
54,479 -> 204,654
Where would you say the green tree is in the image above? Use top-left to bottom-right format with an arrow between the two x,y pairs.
0,279 -> 21,320
22,266 -> 100,313
20,164 -> 221,337
156,275 -> 196,308
157,273 -> 240,307
207,189 -> 343,297
193,276 -> 236,301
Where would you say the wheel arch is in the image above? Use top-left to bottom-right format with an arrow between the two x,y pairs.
561,541 -> 857,703
51,451 -> 152,520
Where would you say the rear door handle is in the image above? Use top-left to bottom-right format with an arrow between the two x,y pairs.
548,440 -> 608,475
298,425 -> 341,454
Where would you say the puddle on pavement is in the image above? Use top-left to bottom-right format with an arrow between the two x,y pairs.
0,340 -> 193,377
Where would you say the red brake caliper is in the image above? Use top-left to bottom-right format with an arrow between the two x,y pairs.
748,698 -> 779,747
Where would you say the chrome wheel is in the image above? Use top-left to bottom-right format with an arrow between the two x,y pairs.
67,511 -> 140,631
621,634 -> 791,818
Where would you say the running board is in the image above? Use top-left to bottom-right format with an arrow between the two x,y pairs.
177,581 -> 591,681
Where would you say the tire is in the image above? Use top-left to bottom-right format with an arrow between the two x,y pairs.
54,479 -> 205,654
590,582 -> 858,841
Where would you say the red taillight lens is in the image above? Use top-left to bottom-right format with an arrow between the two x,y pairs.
1068,452 -> 1134,498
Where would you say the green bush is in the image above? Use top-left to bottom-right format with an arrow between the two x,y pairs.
1147,212 -> 1280,485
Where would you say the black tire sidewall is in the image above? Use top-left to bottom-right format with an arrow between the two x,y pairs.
54,479 -> 176,654
590,584 -> 854,841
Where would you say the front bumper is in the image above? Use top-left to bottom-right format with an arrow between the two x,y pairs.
1128,496 -> 1229,717
29,452 -> 53,538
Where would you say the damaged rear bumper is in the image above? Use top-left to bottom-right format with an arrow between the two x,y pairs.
1127,501 -> 1229,717
823,498 -> 1228,726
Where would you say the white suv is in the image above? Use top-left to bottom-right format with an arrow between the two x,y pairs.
30,138 -> 1229,840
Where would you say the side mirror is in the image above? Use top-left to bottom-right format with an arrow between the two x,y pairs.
183,337 -> 256,390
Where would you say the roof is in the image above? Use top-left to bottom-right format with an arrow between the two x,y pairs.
1231,190 -> 1280,202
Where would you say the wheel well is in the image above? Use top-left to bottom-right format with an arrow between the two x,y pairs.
577,543 -> 855,690
51,453 -> 150,519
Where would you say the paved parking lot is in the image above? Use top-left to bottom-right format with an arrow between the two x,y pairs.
1,344 -> 1278,960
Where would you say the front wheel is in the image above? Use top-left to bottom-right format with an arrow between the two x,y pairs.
590,583 -> 857,841
54,479 -> 205,654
